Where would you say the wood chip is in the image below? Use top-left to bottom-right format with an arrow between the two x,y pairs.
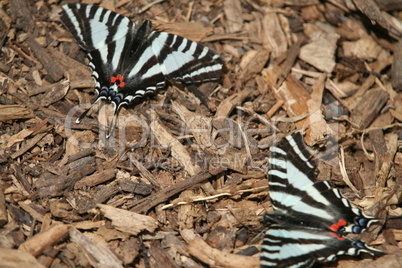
182,228 -> 259,268
69,227 -> 123,268
350,89 -> 389,129
262,12 -> 287,58
149,246 -> 179,268
342,36 -> 383,60
172,101 -> 213,148
374,133 -> 398,203
0,248 -> 45,268
19,223 -> 69,256
11,132 -> 49,159
392,38 -> 402,91
69,220 -> 106,230
239,49 -> 271,83
262,69 -> 331,145
98,204 -> 158,235
9,0 -> 36,33
0,105 -> 34,122
353,0 -> 392,35
299,31 -> 339,73
128,154 -> 161,189
0,189 -> 7,227
41,80 -> 69,107
153,21 -> 213,42
74,169 -> 117,189
224,0 -> 243,33
212,117 -> 244,149
27,35 -> 64,82
149,109 -> 201,176
130,171 -> 218,213
215,89 -> 251,117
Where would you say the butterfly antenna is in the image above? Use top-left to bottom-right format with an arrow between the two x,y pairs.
75,98 -> 102,124
106,104 -> 121,139
76,104 -> 93,124
106,115 -> 116,139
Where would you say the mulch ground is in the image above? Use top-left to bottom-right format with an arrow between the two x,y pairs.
1,0 -> 402,267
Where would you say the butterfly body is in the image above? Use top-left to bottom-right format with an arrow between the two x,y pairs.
262,133 -> 385,268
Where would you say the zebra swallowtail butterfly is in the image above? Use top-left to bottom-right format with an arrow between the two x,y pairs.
60,4 -> 223,136
262,133 -> 385,268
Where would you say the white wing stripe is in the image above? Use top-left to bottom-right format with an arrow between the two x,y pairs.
84,4 -> 90,17
89,19 -> 108,49
178,38 -> 188,51
188,41 -> 198,55
151,33 -> 168,57
199,47 -> 209,58
142,64 -> 162,79
111,37 -> 126,71
128,46 -> 154,77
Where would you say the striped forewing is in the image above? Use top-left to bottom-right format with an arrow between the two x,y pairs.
61,3 -> 137,106
60,4 -> 133,52
262,133 -> 385,267
149,32 -> 223,83
267,133 -> 377,230
268,134 -> 316,208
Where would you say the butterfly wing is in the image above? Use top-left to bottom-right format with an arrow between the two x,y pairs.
121,26 -> 224,100
61,4 -> 138,106
268,133 -> 379,234
149,31 -> 224,84
60,4 -> 133,52
261,225 -> 384,268
304,180 -> 378,234
264,133 -> 385,267
61,4 -> 224,114
117,20 -> 167,104
267,133 -> 318,210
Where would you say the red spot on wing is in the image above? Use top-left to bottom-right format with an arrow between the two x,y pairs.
329,219 -> 347,232
110,74 -> 126,87
330,232 -> 346,240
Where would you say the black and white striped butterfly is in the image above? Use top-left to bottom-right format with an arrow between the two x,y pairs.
262,133 -> 385,268
60,4 -> 223,136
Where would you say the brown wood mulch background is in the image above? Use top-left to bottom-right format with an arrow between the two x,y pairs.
1,0 -> 402,267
